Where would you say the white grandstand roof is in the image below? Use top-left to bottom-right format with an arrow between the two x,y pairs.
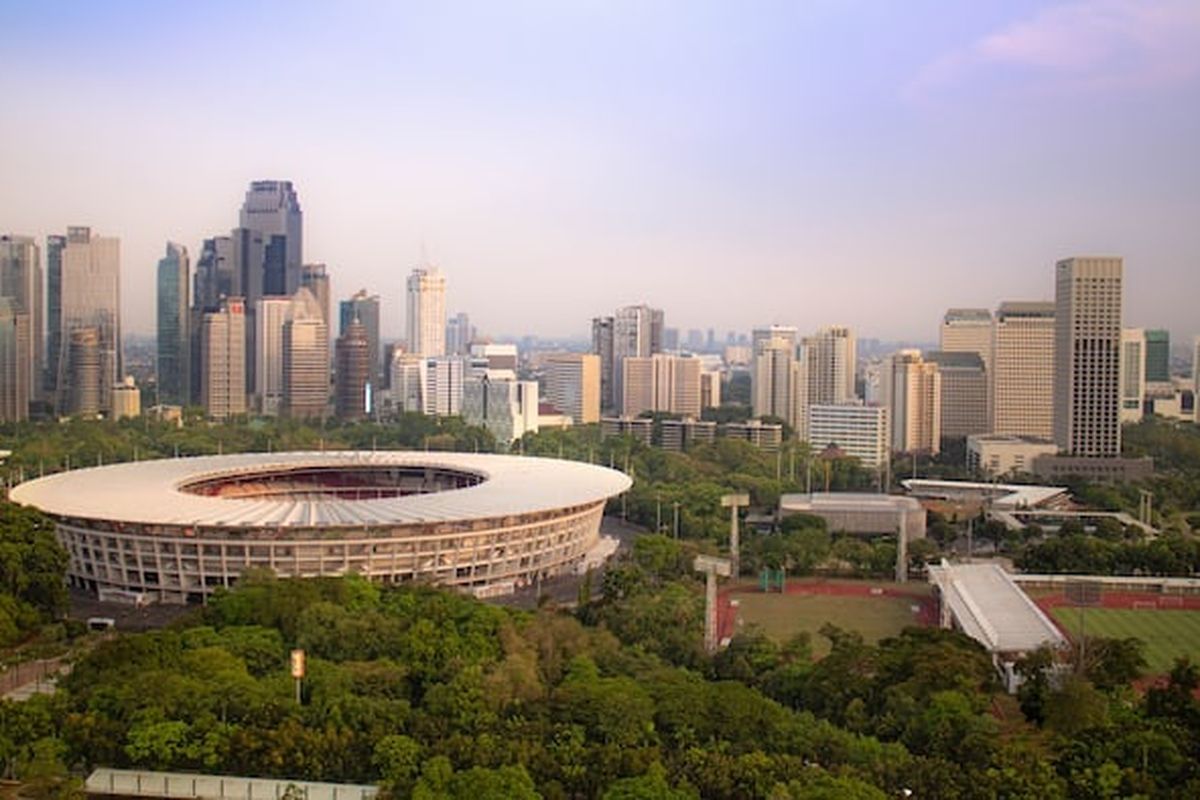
779,492 -> 923,513
902,479 -> 1068,510
10,451 -> 631,528
928,561 -> 1067,655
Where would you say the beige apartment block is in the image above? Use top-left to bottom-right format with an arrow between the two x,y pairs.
991,301 -> 1055,439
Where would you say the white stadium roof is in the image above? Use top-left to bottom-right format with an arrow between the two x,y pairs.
10,451 -> 631,529
928,561 -> 1067,655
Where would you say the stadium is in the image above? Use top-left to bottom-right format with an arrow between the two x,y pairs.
9,451 -> 631,604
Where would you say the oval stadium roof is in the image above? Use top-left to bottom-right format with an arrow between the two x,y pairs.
10,451 -> 631,529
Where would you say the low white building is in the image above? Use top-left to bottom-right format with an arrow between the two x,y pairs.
779,492 -> 925,542
966,433 -> 1057,477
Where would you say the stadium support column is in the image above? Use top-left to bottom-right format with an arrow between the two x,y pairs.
694,555 -> 732,653
895,510 -> 908,584
721,493 -> 750,579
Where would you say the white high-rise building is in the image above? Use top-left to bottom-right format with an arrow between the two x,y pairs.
423,357 -> 464,416
200,296 -> 246,420
611,304 -> 664,410
389,352 -> 425,413
1054,257 -> 1123,457
884,350 -> 941,454
802,325 -> 856,405
807,403 -> 890,469
752,325 -> 801,429
282,287 -> 329,419
462,372 -> 539,444
255,296 -> 292,415
991,302 -> 1055,439
406,267 -> 446,357
58,227 -> 120,414
1119,328 -> 1146,424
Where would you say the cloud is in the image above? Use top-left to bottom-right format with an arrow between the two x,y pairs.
905,0 -> 1200,99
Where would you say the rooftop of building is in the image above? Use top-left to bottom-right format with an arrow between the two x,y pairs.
779,492 -> 923,513
925,351 -> 985,369
901,478 -> 1068,510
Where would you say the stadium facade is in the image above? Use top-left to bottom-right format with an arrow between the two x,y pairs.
10,451 -> 630,604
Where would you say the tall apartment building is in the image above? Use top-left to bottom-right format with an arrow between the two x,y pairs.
939,309 -> 993,371
621,353 -> 702,418
339,289 -> 381,388
991,302 -> 1055,439
1054,257 -> 1123,457
282,288 -> 329,419
423,357 -> 464,416
335,317 -> 370,420
884,350 -> 941,454
156,242 -> 190,405
446,311 -> 474,356
591,305 -> 664,414
0,235 -> 42,405
925,351 -> 988,438
389,352 -> 425,413
751,325 -> 800,429
57,227 -> 121,415
807,403 -> 889,469
200,296 -> 246,420
621,357 -> 655,417
1144,329 -> 1170,384
45,234 -> 66,395
406,267 -> 446,357
802,325 -> 856,405
0,298 -> 31,422
544,353 -> 600,424
255,296 -> 292,415
1119,328 -> 1146,424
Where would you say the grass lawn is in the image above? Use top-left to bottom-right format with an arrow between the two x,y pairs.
733,592 -> 926,658
1050,607 -> 1200,674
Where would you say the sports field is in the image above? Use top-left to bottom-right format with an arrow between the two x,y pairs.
1050,607 -> 1200,674
728,581 -> 932,658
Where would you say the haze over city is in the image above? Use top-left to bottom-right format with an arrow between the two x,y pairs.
2,0 -> 1198,340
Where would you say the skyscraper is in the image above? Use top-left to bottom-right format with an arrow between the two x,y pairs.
0,298 -> 31,422
1119,328 -> 1146,424
1144,329 -> 1170,384
446,312 -> 474,356
339,290 -> 381,389
64,327 -> 101,416
544,353 -> 600,424
939,309 -> 993,371
1054,257 -> 1123,457
0,235 -> 42,405
191,236 -> 237,404
300,263 -> 330,326
45,234 -> 65,395
925,351 -> 988,439
335,317 -> 370,420
991,302 -> 1056,439
406,267 -> 446,357
283,287 -> 328,419
200,296 -> 246,420
255,296 -> 292,415
57,227 -> 120,415
884,350 -> 941,454
155,242 -> 190,405
751,325 -> 800,429
801,326 -> 857,406
591,316 -> 615,413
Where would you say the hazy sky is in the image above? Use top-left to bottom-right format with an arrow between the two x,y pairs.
2,1 -> 1198,342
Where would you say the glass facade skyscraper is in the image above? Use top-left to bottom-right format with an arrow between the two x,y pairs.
156,242 -> 190,405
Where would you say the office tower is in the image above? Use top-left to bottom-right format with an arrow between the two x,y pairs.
462,372 -> 539,444
884,350 -> 941,454
751,325 -> 800,428
111,376 -> 140,420
389,352 -> 425,413
802,326 -> 857,405
423,357 -> 464,416
1119,328 -> 1146,424
1054,257 -> 1123,457
925,351 -> 988,438
57,227 -> 120,415
64,327 -> 101,416
255,296 -> 292,414
239,180 -> 303,297
1144,329 -> 1169,384
940,309 -> 993,371
591,316 -> 615,413
611,304 -> 664,409
807,404 -> 890,469
446,311 -> 474,356
282,288 -> 328,418
200,296 -> 246,420
155,242 -> 190,405
300,263 -> 331,326
335,317 -> 370,420
0,235 -> 42,405
621,357 -> 655,417
0,298 -> 31,421
991,302 -> 1056,438
663,327 -> 680,351
190,236 -> 237,404
687,329 -> 705,352
653,353 -> 701,418
339,289 -> 381,387
45,234 -> 65,394
700,370 -> 721,410
406,267 -> 446,357
544,353 -> 600,424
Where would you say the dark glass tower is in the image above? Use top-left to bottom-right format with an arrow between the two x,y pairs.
156,242 -> 190,405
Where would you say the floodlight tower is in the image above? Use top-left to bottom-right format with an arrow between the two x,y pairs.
694,554 -> 732,653
721,493 -> 750,579
894,509 -> 908,584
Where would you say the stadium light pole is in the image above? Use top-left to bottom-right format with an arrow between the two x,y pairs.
694,554 -> 732,653
721,494 -> 750,579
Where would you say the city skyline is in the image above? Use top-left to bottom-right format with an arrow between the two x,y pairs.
1,2 -> 1197,342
